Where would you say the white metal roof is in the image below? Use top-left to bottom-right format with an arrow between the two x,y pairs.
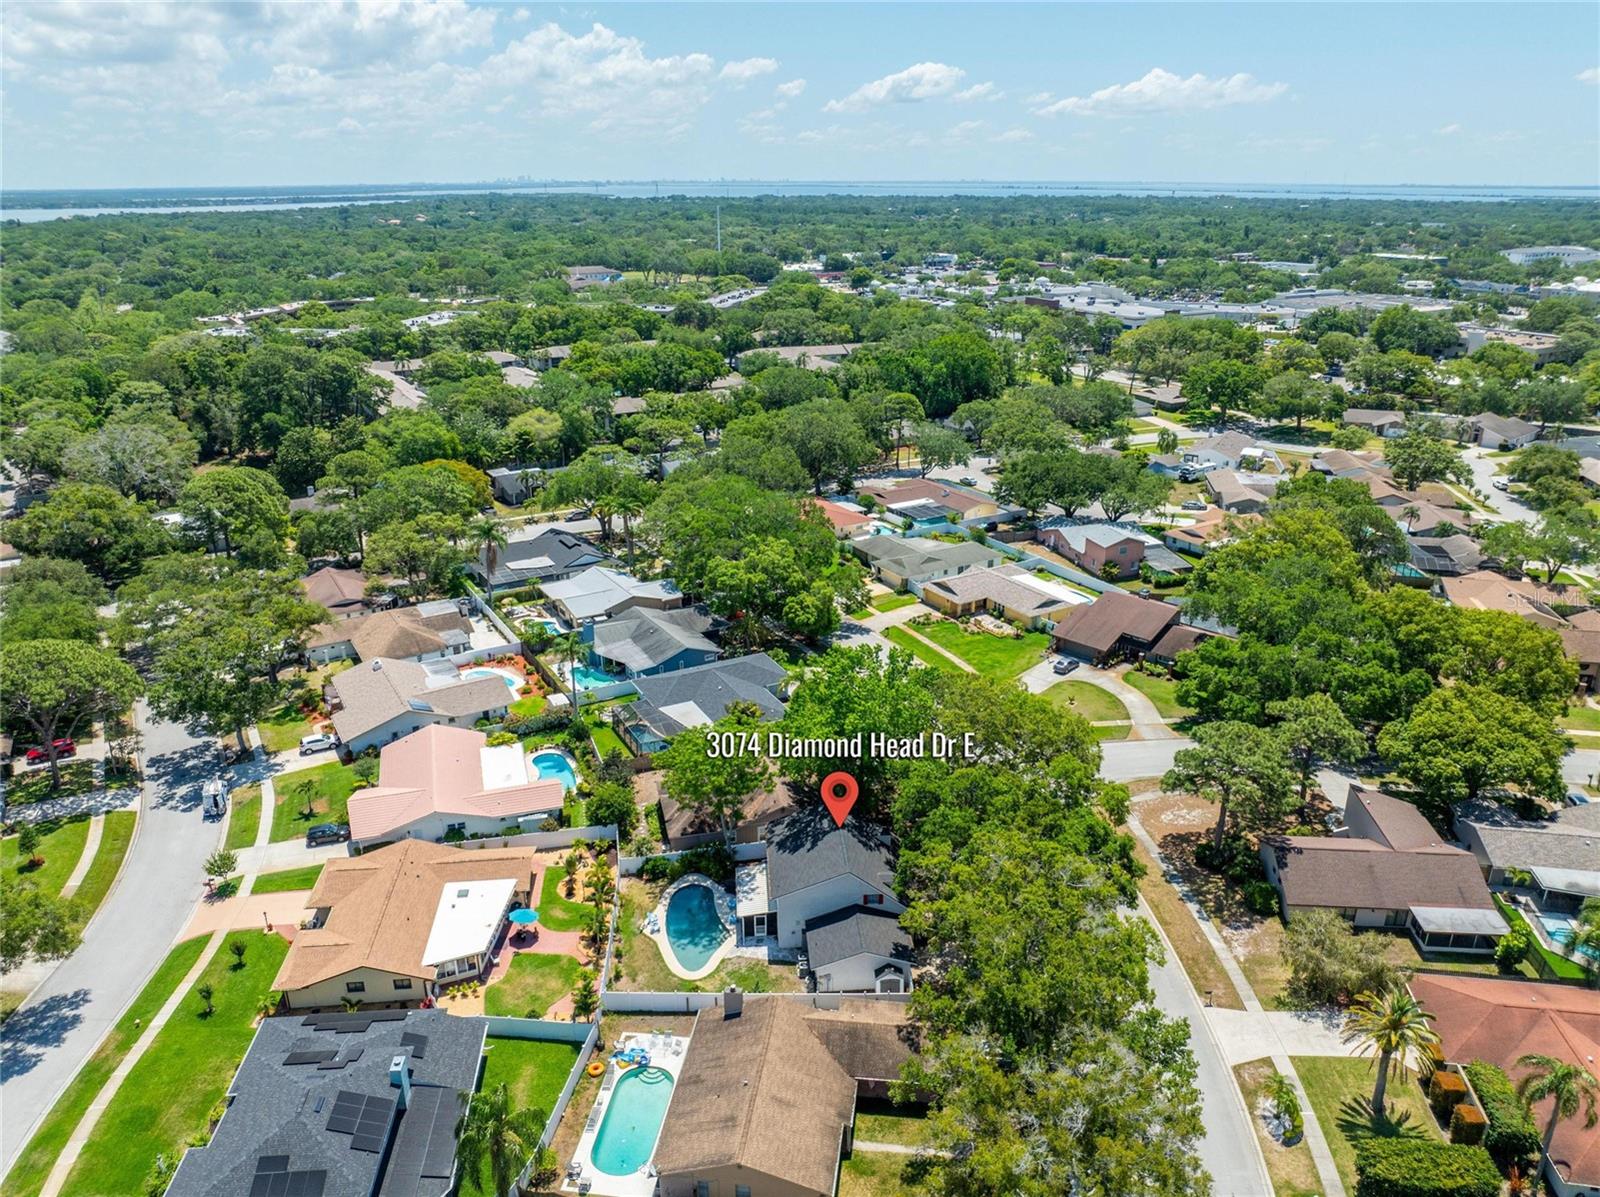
1408,906 -> 1511,935
1530,866 -> 1600,899
421,878 -> 516,966
735,861 -> 770,918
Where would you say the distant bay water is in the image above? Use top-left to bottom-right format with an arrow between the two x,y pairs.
4,179 -> 1597,222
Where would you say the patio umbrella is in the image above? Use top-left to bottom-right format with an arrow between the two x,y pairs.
508,907 -> 540,927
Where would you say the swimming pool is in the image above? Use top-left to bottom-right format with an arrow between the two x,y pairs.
572,664 -> 620,690
590,1066 -> 675,1177
530,749 -> 577,791
665,882 -> 730,973
1537,912 -> 1599,960
460,666 -> 521,692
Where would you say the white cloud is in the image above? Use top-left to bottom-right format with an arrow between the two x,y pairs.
775,77 -> 807,99
1024,91 -> 1054,105
1437,122 -> 1462,135
997,127 -> 1034,143
1035,68 -> 1287,117
720,56 -> 778,84
1578,67 -> 1600,84
948,120 -> 985,139
823,62 -> 966,112
953,81 -> 1002,103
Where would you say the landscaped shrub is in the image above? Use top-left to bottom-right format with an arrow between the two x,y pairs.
1242,880 -> 1280,916
1450,1103 -> 1487,1146
677,843 -> 734,883
1428,1069 -> 1469,1121
638,856 -> 674,882
484,731 -> 517,747
1353,1139 -> 1500,1197
1492,926 -> 1530,973
1462,1060 -> 1541,1171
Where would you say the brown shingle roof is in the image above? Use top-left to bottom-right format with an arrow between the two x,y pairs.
272,840 -> 535,992
1348,786 -> 1451,851
658,779 -> 802,844
300,566 -> 370,612
1263,837 -> 1495,912
1051,591 -> 1179,657
1412,974 -> 1600,1188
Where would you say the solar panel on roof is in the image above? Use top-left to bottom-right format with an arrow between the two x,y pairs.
256,1155 -> 290,1173
399,1032 -> 428,1059
350,1132 -> 384,1153
420,1090 -> 460,1179
285,1050 -> 337,1065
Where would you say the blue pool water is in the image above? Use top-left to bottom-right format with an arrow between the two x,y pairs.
530,750 -> 577,791
665,883 -> 729,973
461,667 -> 520,692
1537,913 -> 1599,960
571,664 -> 619,690
591,1066 -> 675,1176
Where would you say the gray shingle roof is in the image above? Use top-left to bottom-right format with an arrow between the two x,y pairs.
592,607 -> 717,672
1456,798 -> 1600,873
627,653 -> 786,739
803,906 -> 914,969
167,1010 -> 486,1197
765,808 -> 897,900
479,530 -> 611,588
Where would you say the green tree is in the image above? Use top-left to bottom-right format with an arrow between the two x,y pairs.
7,482 -> 172,584
456,1083 -> 546,1197
17,824 -> 42,867
178,467 -> 290,557
1341,986 -> 1440,1115
1257,371 -> 1334,431
470,516 -> 509,601
1183,358 -> 1264,422
0,640 -> 142,789
0,880 -> 83,972
1515,1054 -> 1599,1156
570,968 -> 599,1022
1268,693 -> 1367,802
585,781 -> 637,838
657,706 -> 775,842
364,518 -> 470,600
1377,685 -> 1567,806
205,849 -> 239,881
1382,425 -> 1469,492
1163,720 -> 1295,851
912,421 -> 973,477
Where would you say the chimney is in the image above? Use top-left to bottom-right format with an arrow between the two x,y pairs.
389,1055 -> 411,1109
723,986 -> 743,1019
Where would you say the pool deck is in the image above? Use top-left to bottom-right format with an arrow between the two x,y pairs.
645,874 -> 737,981
564,1032 -> 688,1197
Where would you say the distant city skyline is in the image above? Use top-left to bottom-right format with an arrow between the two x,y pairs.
2,2 -> 1596,191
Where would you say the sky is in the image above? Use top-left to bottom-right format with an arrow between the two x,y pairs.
2,1 -> 1597,191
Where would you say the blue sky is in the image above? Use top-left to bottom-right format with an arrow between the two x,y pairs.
2,2 -> 1596,190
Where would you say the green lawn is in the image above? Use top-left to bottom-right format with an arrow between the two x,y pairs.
484,953 -> 584,1018
71,811 -> 135,916
511,690 -> 549,719
251,864 -> 324,894
1494,894 -> 1592,980
1560,704 -> 1600,733
913,621 -> 1052,678
460,1037 -> 584,1197
853,1101 -> 934,1147
1122,669 -> 1195,719
869,592 -> 919,613
269,762 -> 364,842
223,784 -> 263,851
611,880 -> 800,994
839,1150 -> 918,1197
2,936 -> 210,1197
6,760 -> 100,807
61,931 -> 289,1197
256,703 -> 316,755
537,865 -> 596,932
1292,1056 -> 1442,1196
882,625 -> 965,673
1043,680 -> 1131,724
2,817 -> 91,898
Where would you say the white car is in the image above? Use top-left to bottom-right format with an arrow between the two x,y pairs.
1492,478 -> 1510,492
299,733 -> 339,756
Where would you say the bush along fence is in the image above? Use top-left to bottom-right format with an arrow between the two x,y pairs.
599,988 -> 911,1015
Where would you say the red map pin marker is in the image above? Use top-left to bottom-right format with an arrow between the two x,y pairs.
820,771 -> 859,827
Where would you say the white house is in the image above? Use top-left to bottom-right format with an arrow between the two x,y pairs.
329,658 -> 511,756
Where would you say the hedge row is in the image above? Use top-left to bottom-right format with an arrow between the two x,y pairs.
1353,1139 -> 1501,1197
1462,1060 -> 1541,1170
1449,1103 -> 1487,1146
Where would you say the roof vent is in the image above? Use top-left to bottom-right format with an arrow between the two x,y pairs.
372,659 -> 383,671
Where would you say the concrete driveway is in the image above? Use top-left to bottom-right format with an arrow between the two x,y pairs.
1,703 -> 224,1172
1461,445 -> 1538,524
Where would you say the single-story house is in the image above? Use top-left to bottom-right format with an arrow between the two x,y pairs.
526,345 -> 572,371
300,565 -> 382,621
804,906 -> 915,994
809,498 -> 875,537
1560,626 -> 1600,692
1163,507 -> 1258,556
1136,383 -> 1188,412
344,724 -> 565,849
501,365 -> 540,388
857,478 -> 1004,523
1147,453 -> 1189,479
655,776 -> 803,851
920,563 -> 1087,628
1036,521 -> 1191,580
654,996 -> 919,1197
1051,591 -> 1181,665
485,464 -> 542,505
850,535 -> 1005,591
566,265 -> 623,289
1204,469 -> 1277,514
305,601 -> 472,666
619,652 -> 788,755
1453,798 -> 1600,910
1439,569 -> 1591,631
272,839 -> 536,1008
737,807 -> 902,954
1146,623 -> 1214,666
1469,411 -> 1540,451
472,528 -> 613,592
543,566 -> 684,625
1184,431 -> 1270,472
1259,786 -> 1508,954
737,343 -> 861,371
1311,449 -> 1390,480
483,350 -> 523,368
1408,534 -> 1484,576
165,1009 -> 485,1197
588,605 -> 721,679
1343,408 -> 1409,437
1409,974 -> 1600,1197
328,658 -> 511,756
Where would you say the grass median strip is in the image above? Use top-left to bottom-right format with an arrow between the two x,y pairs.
70,811 -> 136,917
882,625 -> 965,673
223,784 -> 262,852
1131,837 -> 1243,1010
2,936 -> 209,1197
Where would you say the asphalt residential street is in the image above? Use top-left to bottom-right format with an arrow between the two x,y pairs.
0,702 -> 224,1173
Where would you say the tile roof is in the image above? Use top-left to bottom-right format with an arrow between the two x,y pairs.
857,478 -> 993,513
345,725 -> 565,843
273,840 -> 536,992
1440,570 -> 1591,626
810,498 -> 874,533
1411,974 -> 1600,1188
764,807 -> 897,900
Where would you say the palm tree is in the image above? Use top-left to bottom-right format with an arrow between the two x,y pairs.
1564,897 -> 1600,981
550,630 -> 584,712
612,493 -> 644,569
470,516 -> 508,603
1515,1053 -> 1599,1156
1341,987 -> 1440,1115
456,1083 -> 546,1197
